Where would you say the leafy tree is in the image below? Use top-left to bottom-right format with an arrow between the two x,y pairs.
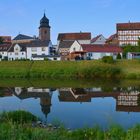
122,44 -> 140,58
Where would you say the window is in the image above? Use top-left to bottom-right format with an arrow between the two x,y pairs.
42,47 -> 46,51
15,53 -> 18,55
44,30 -> 47,34
31,48 -> 37,52
22,52 -> 24,55
73,48 -> 76,51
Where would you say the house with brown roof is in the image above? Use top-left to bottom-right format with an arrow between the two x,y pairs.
0,36 -> 11,44
57,32 -> 91,45
91,34 -> 106,44
58,40 -> 86,60
12,34 -> 35,44
117,22 -> 140,46
106,34 -> 118,45
57,32 -> 91,60
81,44 -> 122,60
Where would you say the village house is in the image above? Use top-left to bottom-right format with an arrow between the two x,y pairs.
91,34 -> 106,44
12,34 -> 35,44
106,34 -> 119,45
117,22 -> 140,46
57,32 -> 91,60
81,44 -> 123,60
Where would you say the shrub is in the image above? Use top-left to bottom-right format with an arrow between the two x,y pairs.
0,110 -> 38,123
102,56 -> 115,64
117,53 -> 122,59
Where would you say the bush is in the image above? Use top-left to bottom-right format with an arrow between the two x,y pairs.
102,56 -> 115,64
0,110 -> 38,123
117,53 -> 122,59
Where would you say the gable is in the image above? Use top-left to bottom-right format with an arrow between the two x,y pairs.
70,41 -> 83,53
96,35 -> 106,42
14,44 -> 21,52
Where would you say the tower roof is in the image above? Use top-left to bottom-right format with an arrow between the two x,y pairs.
39,13 -> 50,28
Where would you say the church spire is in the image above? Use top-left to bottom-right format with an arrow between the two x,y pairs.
39,13 -> 51,41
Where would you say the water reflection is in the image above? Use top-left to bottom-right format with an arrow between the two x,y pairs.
1,86 -> 140,129
1,87 -> 140,114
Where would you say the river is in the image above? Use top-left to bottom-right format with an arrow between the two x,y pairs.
0,79 -> 140,129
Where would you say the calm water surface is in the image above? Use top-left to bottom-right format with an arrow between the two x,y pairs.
0,81 -> 140,129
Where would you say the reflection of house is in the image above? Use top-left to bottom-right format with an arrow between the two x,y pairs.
0,88 -> 13,97
91,34 -> 106,45
58,88 -> 140,113
58,88 -> 120,102
116,91 -> 140,112
59,88 -> 91,102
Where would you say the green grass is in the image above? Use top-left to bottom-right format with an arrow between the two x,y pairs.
0,60 -> 140,79
0,110 -> 140,140
0,122 -> 140,140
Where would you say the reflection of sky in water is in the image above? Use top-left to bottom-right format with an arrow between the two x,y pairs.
0,89 -> 140,129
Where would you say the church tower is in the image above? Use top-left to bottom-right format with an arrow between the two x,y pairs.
39,13 -> 51,41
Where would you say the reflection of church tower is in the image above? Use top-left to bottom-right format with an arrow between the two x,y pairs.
40,96 -> 52,118
39,13 -> 51,41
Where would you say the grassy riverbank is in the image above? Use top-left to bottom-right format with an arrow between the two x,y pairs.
0,111 -> 140,140
0,60 -> 140,79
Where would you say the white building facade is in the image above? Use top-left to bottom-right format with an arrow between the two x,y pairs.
82,44 -> 123,60
117,22 -> 140,46
8,44 -> 26,60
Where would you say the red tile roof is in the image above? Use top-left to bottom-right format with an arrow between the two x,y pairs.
0,43 -> 11,52
57,32 -> 91,40
106,34 -> 117,42
81,44 -> 122,53
0,36 -> 11,43
117,22 -> 140,30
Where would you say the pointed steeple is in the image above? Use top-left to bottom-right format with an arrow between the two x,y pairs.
39,13 -> 50,29
39,13 -> 51,41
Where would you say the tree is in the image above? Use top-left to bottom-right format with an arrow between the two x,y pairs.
138,37 -> 140,47
117,53 -> 121,59
0,37 -> 4,44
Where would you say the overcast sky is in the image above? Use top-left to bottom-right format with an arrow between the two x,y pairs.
0,0 -> 139,44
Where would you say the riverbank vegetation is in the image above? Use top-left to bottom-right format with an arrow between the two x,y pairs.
0,60 -> 140,79
0,111 -> 140,140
